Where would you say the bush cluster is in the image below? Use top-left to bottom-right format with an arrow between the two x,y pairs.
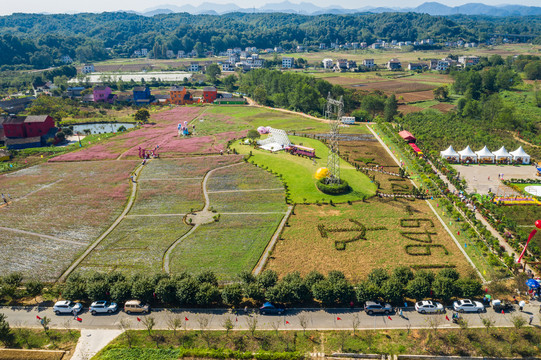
316,179 -> 350,195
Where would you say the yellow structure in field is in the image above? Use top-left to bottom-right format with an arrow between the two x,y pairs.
315,167 -> 329,180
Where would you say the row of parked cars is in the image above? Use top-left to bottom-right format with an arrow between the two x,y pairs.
53,300 -> 150,315
53,299 -> 485,317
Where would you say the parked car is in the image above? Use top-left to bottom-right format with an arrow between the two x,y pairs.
453,299 -> 485,313
89,301 -> 118,315
415,300 -> 444,314
259,302 -> 285,315
124,300 -> 150,314
53,300 -> 83,315
364,301 -> 393,315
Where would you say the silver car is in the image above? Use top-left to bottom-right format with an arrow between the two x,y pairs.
89,300 -> 118,315
415,300 -> 444,314
53,300 -> 82,315
453,299 -> 484,313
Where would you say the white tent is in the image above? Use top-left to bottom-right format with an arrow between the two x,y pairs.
475,146 -> 495,164
458,146 -> 478,163
510,146 -> 530,164
440,145 -> 459,163
493,146 -> 512,163
257,127 -> 291,152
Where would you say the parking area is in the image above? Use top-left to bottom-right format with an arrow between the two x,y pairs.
453,164 -> 538,195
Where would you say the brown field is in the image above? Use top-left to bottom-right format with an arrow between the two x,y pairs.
356,80 -> 436,93
266,199 -> 473,282
398,90 -> 435,103
398,104 -> 424,114
430,102 -> 455,112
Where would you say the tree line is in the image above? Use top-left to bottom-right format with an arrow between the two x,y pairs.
1,12 -> 541,68
0,268 -> 482,308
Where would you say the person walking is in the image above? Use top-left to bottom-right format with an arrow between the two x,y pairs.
1,193 -> 6,205
529,314 -> 534,325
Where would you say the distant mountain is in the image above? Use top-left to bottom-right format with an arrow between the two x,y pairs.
142,1 -> 541,17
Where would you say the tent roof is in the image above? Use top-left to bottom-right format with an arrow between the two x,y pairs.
458,146 -> 477,157
510,146 -> 530,157
493,146 -> 511,157
440,145 -> 459,157
475,146 -> 494,157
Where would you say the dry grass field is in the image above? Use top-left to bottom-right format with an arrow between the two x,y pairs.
266,198 -> 473,282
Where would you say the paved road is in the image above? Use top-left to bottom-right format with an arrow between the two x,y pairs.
2,304 -> 540,331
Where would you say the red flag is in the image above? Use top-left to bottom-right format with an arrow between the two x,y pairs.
185,317 -> 189,321
445,315 -> 449,321
457,231 -> 460,235
137,317 -> 141,322
76,317 -> 82,322
337,317 -> 341,320
286,320 -> 290,324
388,316 -> 392,320
501,310 -> 505,314
36,315 -> 41,320
236,317 -> 238,322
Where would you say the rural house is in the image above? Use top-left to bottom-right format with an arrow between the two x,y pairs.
169,86 -> 194,105
202,87 -> 218,103
93,86 -> 116,103
3,115 -> 56,149
387,58 -> 402,70
133,86 -> 151,105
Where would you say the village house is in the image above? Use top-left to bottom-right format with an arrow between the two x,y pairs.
0,97 -> 35,114
81,64 -> 95,74
2,115 -> 56,149
458,56 -> 480,66
169,86 -> 194,105
188,62 -> 200,72
93,86 -> 116,103
133,86 -> 151,105
322,58 -> 333,69
362,59 -> 375,69
408,62 -> 426,71
222,63 -> 235,71
282,57 -> 294,68
202,86 -> 218,103
387,58 -> 402,70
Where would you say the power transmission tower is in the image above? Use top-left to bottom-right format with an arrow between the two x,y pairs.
325,93 -> 343,184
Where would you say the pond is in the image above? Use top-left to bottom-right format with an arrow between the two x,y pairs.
71,122 -> 136,134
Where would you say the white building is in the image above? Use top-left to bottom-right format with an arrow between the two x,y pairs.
177,50 -> 186,58
458,56 -> 480,66
363,59 -> 375,68
187,62 -> 200,72
322,58 -> 334,69
282,57 -> 294,68
141,48 -> 148,56
222,63 -> 235,71
81,64 -> 95,74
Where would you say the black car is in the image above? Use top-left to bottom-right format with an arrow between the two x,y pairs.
259,302 -> 285,315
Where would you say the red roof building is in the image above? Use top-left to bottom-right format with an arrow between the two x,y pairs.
398,130 -> 416,143
202,86 -> 217,103
3,115 -> 55,138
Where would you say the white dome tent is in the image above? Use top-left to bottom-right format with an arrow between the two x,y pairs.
510,146 -> 530,164
493,146 -> 512,164
440,145 -> 459,163
458,146 -> 478,163
475,146 -> 495,164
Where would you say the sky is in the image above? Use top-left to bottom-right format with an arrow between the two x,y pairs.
1,0 -> 540,16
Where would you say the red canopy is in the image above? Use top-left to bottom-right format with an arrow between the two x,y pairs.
399,130 -> 416,142
409,143 -> 422,153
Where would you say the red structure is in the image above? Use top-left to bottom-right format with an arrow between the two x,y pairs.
409,143 -> 423,155
398,130 -> 416,143
202,86 -> 217,103
3,115 -> 55,138
287,145 -> 316,158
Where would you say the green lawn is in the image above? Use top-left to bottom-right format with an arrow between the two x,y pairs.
231,135 -> 377,203
169,214 -> 284,279
196,106 -> 370,135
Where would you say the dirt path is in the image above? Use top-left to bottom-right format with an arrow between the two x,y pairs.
162,161 -> 245,273
58,163 -> 145,282
0,226 -> 87,246
509,131 -> 540,149
245,97 -> 331,123
252,205 -> 293,275
71,329 -> 123,360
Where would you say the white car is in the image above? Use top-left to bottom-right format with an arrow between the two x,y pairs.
415,300 -> 444,314
89,301 -> 118,315
453,299 -> 485,313
53,300 -> 83,315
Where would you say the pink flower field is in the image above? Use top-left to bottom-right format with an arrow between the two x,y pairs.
50,107 -> 248,161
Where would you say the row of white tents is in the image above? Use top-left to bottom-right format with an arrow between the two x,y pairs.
440,145 -> 530,164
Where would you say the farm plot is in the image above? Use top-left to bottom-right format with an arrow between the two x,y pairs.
209,191 -> 287,213
78,216 -> 191,275
266,198 -> 473,282
0,161 -> 137,280
168,214 -> 284,279
138,155 -> 242,180
131,178 -> 203,215
207,162 -> 283,191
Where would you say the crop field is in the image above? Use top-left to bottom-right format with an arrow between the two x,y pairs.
231,135 -> 377,203
78,216 -> 192,274
138,155 -> 243,179
131,178 -> 203,215
207,162 -> 283,191
209,190 -> 287,213
266,198 -> 473,282
0,161 -> 137,280
168,213 -> 284,279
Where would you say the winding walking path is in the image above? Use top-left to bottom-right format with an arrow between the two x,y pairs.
162,162 -> 245,273
58,163 -> 145,282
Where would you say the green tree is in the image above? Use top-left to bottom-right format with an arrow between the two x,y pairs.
176,277 -> 198,306
0,314 -> 13,346
393,266 -> 414,284
456,278 -> 483,298
355,281 -> 381,304
247,130 -> 261,141
257,270 -> 278,290
223,74 -> 237,92
381,277 -> 404,304
206,63 -> 221,83
110,281 -> 131,303
253,85 -> 267,105
433,86 -> 449,100
86,280 -> 108,301
221,283 -> 243,307
25,280 -> 43,299
383,94 -> 398,122
131,277 -> 154,303
406,276 -> 431,301
367,268 -> 389,287
155,278 -> 178,305
524,61 -> 541,80
134,108 -> 150,123
432,277 -> 457,303
195,283 -> 221,305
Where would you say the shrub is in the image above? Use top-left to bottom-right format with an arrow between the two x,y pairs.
316,179 -> 350,195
